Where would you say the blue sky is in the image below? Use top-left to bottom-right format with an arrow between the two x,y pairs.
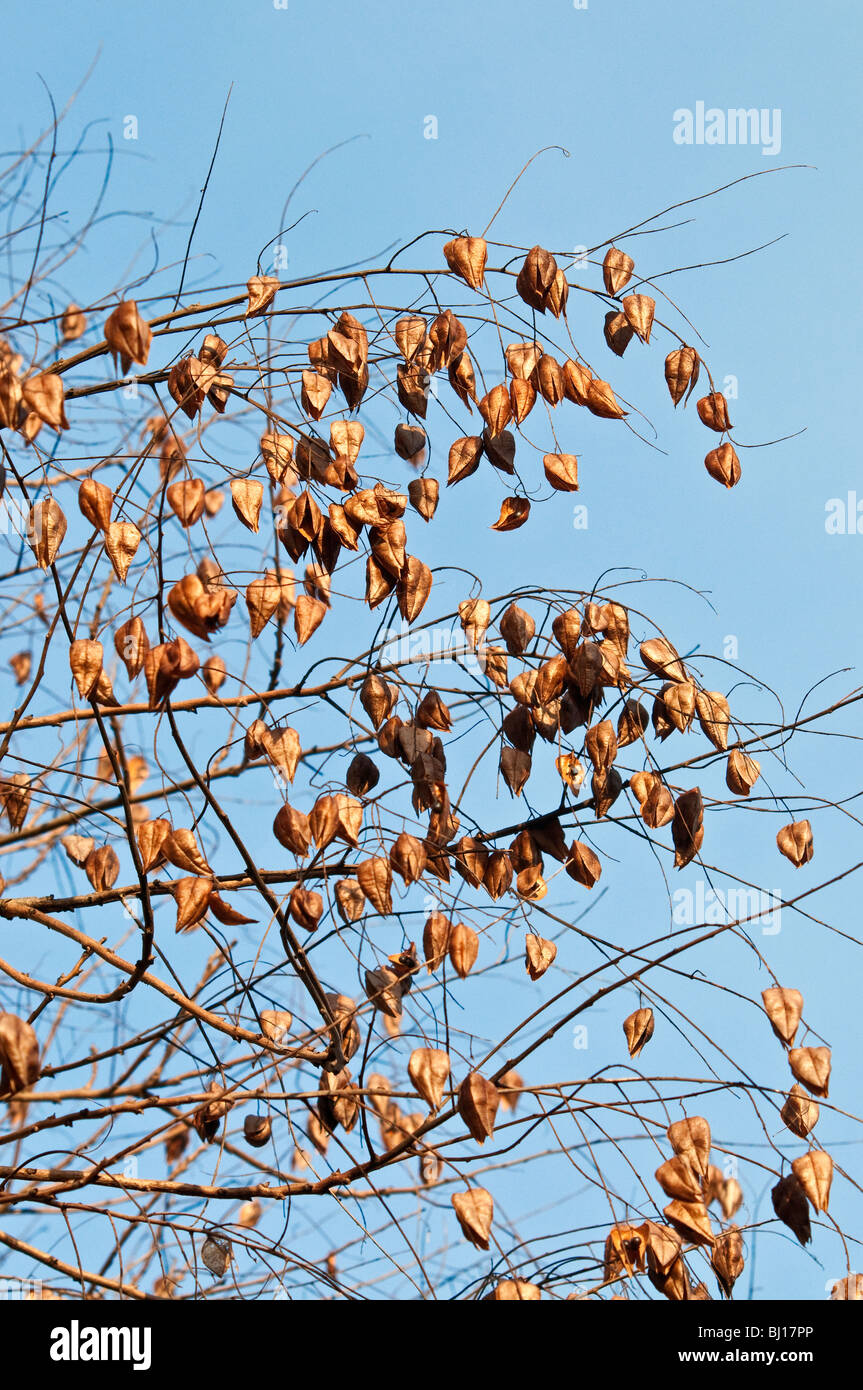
1,0 -> 861,1300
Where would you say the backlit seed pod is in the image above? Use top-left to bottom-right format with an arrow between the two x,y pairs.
104,300 -> 152,373
60,303 -> 86,341
69,639 -> 103,699
359,673 -> 397,729
448,349 -> 477,408
229,477 -> 263,533
478,382 -> 512,436
10,651 -> 31,685
307,794 -> 337,852
510,377 -> 536,424
705,441 -> 742,488
364,966 -> 403,1018
1,774 -> 31,830
356,856 -> 393,915
585,719 -> 618,771
406,477 -> 438,523
831,1276 -> 863,1300
396,362 -> 429,417
259,1010 -> 293,1046
555,752 -> 584,792
261,430 -> 296,485
772,1173 -> 811,1245
332,878 -> 364,925
422,912 -> 451,972
592,767 -> 623,818
166,478 -> 205,528
726,746 -> 761,796
452,1188 -> 493,1250
245,274 -> 280,317
661,680 -> 696,733
586,377 -> 626,419
697,391 -> 732,433
672,787 -> 704,868
792,1149 -> 833,1213
22,373 -> 69,431
114,616 -> 149,679
167,574 -> 235,641
623,1007 -> 655,1058
289,885 -> 324,932
664,1199 -> 714,1247
104,521 -> 141,582
614,699 -> 647,749
343,752 -> 378,797
260,725 -> 301,782
560,359 -> 591,408
789,1045 -> 831,1097
525,934 -> 557,980
491,496 -> 530,532
458,1071 -> 499,1143
777,819 -> 814,867
602,245 -> 635,295
516,865 -> 547,900
664,346 -> 700,406
656,1156 -> 702,1202
499,745 -> 531,797
135,818 -> 171,875
640,636 -> 687,682
695,690 -> 731,750
168,356 -> 205,419
426,310 -> 467,371
243,1114 -> 272,1149
0,1013 -> 40,1096
396,556 -> 432,622
294,594 -> 327,645
516,245 -> 558,312
78,478 -> 113,532
480,849 -> 511,901
449,922 -> 479,978
491,1279 -> 542,1302
499,602 -> 534,655
443,235 -> 487,290
642,778 -> 675,829
453,835 -> 488,888
711,1228 -> 744,1298
408,1047 -> 451,1111
162,827 -> 212,876
389,832 -> 427,885
565,840 -> 602,888
273,803 -> 312,857
542,451 -> 579,491
781,1083 -> 819,1139
84,844 -> 120,893
667,1116 -> 711,1179
27,498 -> 67,569
549,606 -> 581,662
762,986 -> 803,1045
546,267 -> 569,319
622,293 -> 655,344
535,354 -> 565,405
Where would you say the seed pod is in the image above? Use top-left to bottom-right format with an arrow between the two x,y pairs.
458,1071 -> 499,1143
389,832 -> 427,886
0,773 -> 30,831
623,1007 -> 654,1058
667,1116 -> 711,1179
0,1013 -> 40,1095
604,310 -> 634,357
345,752 -> 379,797
84,844 -> 120,893
104,521 -> 141,582
103,300 -> 152,374
62,834 -> 95,866
10,651 -> 31,686
711,1228 -> 744,1298
781,1083 -> 819,1139
167,356 -> 205,419
792,1150 -> 833,1213
543,452 -> 579,491
772,1172 -> 811,1245
396,362 -> 429,416
525,933 -> 557,980
261,724 -> 301,781
422,912 -> 451,972
443,235 -> 487,290
166,478 -> 205,528
640,636 -> 687,683
202,654 -> 226,696
705,441 -> 742,488
535,354 -> 564,405
261,431 -> 296,485
260,1010 -> 293,1044
789,1045 -> 831,1097
664,346 -> 700,406
672,787 -> 704,868
661,680 -> 696,733
695,690 -> 731,751
777,819 -> 813,867
585,719 -> 618,771
288,885 -> 323,932
452,1188 -> 494,1249
516,245 -> 558,313
592,767 -> 623,819
364,966 -> 403,1018
78,479 -> 113,532
622,293 -> 655,343
356,856 -> 393,915
114,616 -> 149,679
831,1276 -> 863,1300
664,1199 -> 714,1247
602,245 -> 634,295
163,827 -> 212,876
136,818 -> 171,874
449,922 -> 479,978
762,986 -> 803,1046
408,1047 -> 451,1111
697,391 -> 732,433
245,274 -> 280,317
22,373 -> 69,431
656,1156 -> 702,1202
565,840 -> 602,888
60,303 -> 86,341
726,746 -> 761,796
499,602 -> 534,655
500,745 -> 531,797
69,638 -> 103,699
27,498 -> 67,569
243,1114 -> 272,1149
273,803 -> 312,857
396,557 -> 433,623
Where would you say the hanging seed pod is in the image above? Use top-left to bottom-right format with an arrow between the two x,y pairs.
604,310 -> 634,358
408,1047 -> 451,1110
695,690 -> 731,751
555,752 -> 585,792
449,922 -> 479,978
245,274 -> 280,317
762,986 -> 803,1046
294,594 -> 327,645
697,391 -> 732,432
711,1228 -> 744,1298
69,639 -> 103,699
640,636 -> 687,682
27,498 -> 67,569
622,294 -> 655,344
260,725 -> 301,782
664,346 -> 700,406
585,719 -> 618,771
396,361 -> 429,417
781,1083 -> 819,1138
426,310 -> 467,371
364,966 -> 403,1018
586,377 -> 626,418
705,441 -> 742,488
664,1199 -> 714,1247
452,1188 -> 493,1250
516,865 -> 546,900
260,1010 -> 293,1044
792,1150 -> 833,1213
443,235 -> 487,290
230,478 -> 263,533
592,767 -> 623,818
0,774 -> 30,830
166,478 -> 206,528
0,1013 -> 40,1095
499,745 -> 531,797
453,835 -> 488,888
346,752 -> 379,796
483,849 -> 513,901
10,652 -> 31,685
535,354 -> 565,405
565,840 -> 602,888
726,746 -> 761,796
422,912 -> 451,972
624,1007 -> 655,1058
393,315 -> 427,363
168,356 -> 205,419
777,819 -> 814,867
661,680 -> 696,733
448,349 -> 477,409
308,794 -> 339,851
602,245 -> 634,295
60,303 -> 86,341
114,616 -> 149,679
542,452 -> 579,491
104,300 -> 152,373
614,699 -> 647,750
78,479 -> 113,533
772,1173 -> 811,1245
478,382 -> 512,436
243,1114 -> 272,1149
672,788 -> 704,867
831,1276 -> 863,1300
83,844 -> 120,893
104,521 -> 141,582
510,377 -> 536,423
136,818 -> 171,874
22,373 -> 69,431
458,1072 -> 499,1143
490,496 -> 530,531
396,556 -> 432,622
656,1156 -> 703,1202
162,827 -> 212,876
668,1116 -> 711,1179
407,476 -> 438,522
499,602 -> 534,655
515,245 -> 558,313
525,934 -> 557,980
390,832 -> 427,885
288,885 -> 323,932
273,803 -> 312,857
789,1045 -> 831,1097
356,856 -> 393,915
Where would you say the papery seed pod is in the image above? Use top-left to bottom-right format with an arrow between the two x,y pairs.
542,452 -> 579,491
453,835 -> 488,888
777,819 -> 814,867
261,724 -> 301,781
294,594 -> 327,645
672,787 -> 704,868
490,496 -> 530,531
640,636 -> 687,683
1,773 -> 31,831
664,1199 -> 714,1247
656,1156 -> 702,1202
136,818 -> 171,875
587,375 -> 626,417
83,844 -> 120,893
525,933 -> 557,980
443,235 -> 487,290
27,498 -> 67,569
535,353 -> 565,406
449,922 -> 479,978
260,1010 -> 293,1044
505,341 -> 543,381
499,602 -> 534,655
772,1172 -> 811,1245
396,556 -> 432,623
244,1114 -> 272,1149
585,719 -> 618,771
364,966 -> 403,1018
478,382 -> 512,437
622,293 -> 655,343
602,245 -> 635,295
481,644 -> 508,688
667,1116 -> 711,1179
492,1279 -> 541,1301
711,1228 -> 744,1298
705,441 -> 742,488
273,803 -> 312,857
201,1234 -> 232,1279
356,856 -> 393,915
308,794 -> 339,851
695,690 -> 731,751
396,361 -> 429,417
448,349 -> 477,409
407,476 -> 438,522
168,356 -> 205,419
408,1047 -> 451,1111
261,430 -> 296,485
482,849 -> 512,901
516,864 -> 546,900
565,840 -> 602,889
510,376 -> 536,424
614,699 -> 647,750
163,827 -> 212,876
762,986 -> 803,1046
792,1149 -> 833,1213
104,521 -> 141,582
78,479 -> 113,533
661,680 -> 696,733
10,651 -> 31,685
697,391 -> 732,432
60,303 -> 86,341
229,477 -> 262,534
500,745 -> 531,797
422,912 -> 451,972
592,767 -> 623,818
22,373 -> 69,431
0,1013 -> 40,1095
603,1224 -> 648,1281
781,1083 -> 819,1139
166,478 -> 205,528
345,752 -> 379,797
624,1007 -> 654,1058
604,309 -> 634,357
104,300 -> 152,375
726,746 -> 761,796
69,638 -> 103,699
360,673 -> 397,729
61,834 -> 95,866
458,1071 -> 499,1143
516,245 -> 558,313
452,1188 -> 493,1249
114,616 -> 149,679
426,309 -> 467,371
245,274 -> 280,317
389,831 -> 427,885
665,346 -> 700,406
289,884 -> 323,932
202,654 -> 226,696
789,1045 -> 831,1097
554,753 -> 584,794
